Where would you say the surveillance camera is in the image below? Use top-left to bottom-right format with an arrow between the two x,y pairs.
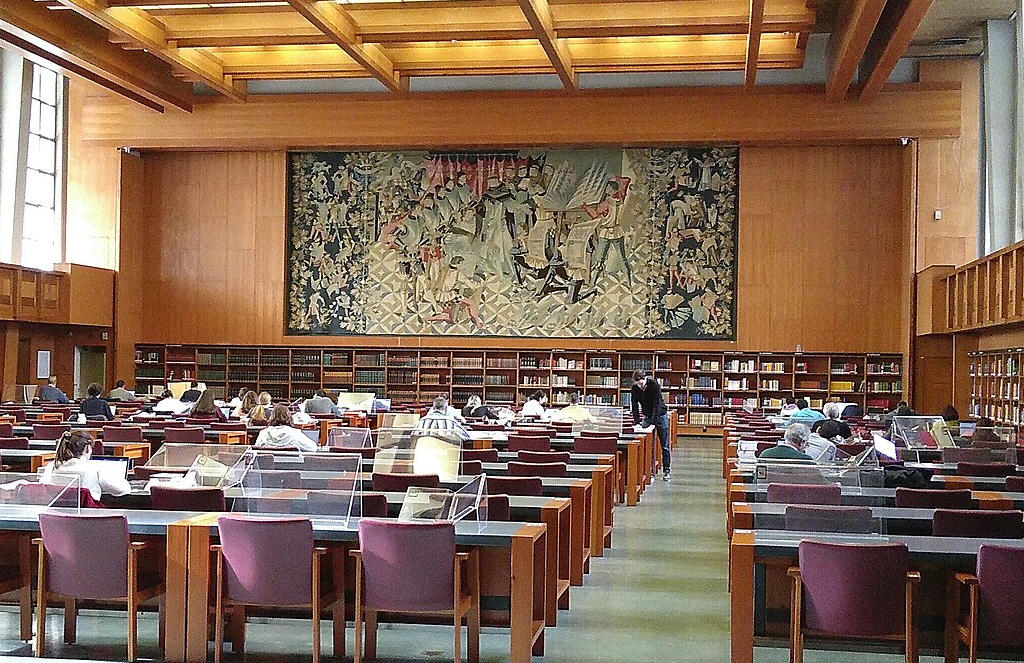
900,138 -> 910,147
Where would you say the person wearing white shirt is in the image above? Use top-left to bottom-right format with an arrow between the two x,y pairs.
40,431 -> 131,501
519,390 -> 548,419
254,404 -> 319,453
154,388 -> 192,415
415,397 -> 470,441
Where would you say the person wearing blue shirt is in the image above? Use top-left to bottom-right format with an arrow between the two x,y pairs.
38,376 -> 70,404
788,398 -> 825,423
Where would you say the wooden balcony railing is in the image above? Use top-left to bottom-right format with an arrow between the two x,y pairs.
942,239 -> 1024,332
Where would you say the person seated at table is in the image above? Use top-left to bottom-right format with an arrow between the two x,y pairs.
551,392 -> 595,423
40,430 -> 131,501
38,376 -> 70,404
461,395 -> 500,422
779,397 -> 799,416
757,423 -> 814,461
188,389 -> 228,422
304,389 -> 343,417
231,390 -> 257,420
227,387 -> 247,409
415,397 -> 470,441
970,416 -> 1003,445
815,418 -> 852,442
107,379 -> 134,401
154,389 -> 189,415
254,404 -> 318,452
930,404 -> 960,442
180,381 -> 202,403
788,398 -> 825,424
519,390 -> 548,420
248,392 -> 273,424
79,382 -> 114,421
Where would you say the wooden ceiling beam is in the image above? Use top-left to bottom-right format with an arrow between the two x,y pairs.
744,0 -> 765,87
285,0 -> 402,92
858,0 -> 935,101
51,0 -> 246,100
824,0 -> 887,102
0,0 -> 192,111
517,0 -> 577,89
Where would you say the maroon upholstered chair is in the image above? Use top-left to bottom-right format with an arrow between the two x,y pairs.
507,434 -> 551,453
102,426 -> 144,443
895,488 -> 974,510
469,423 -> 506,432
946,544 -> 1024,661
214,516 -> 342,663
1,408 -> 25,422
765,483 -> 842,505
789,541 -> 920,663
352,519 -> 479,663
35,512 -> 165,660
484,494 -> 510,521
461,448 -> 498,463
574,437 -> 617,455
1007,475 -> 1024,493
485,476 -> 543,496
513,426 -> 557,438
508,461 -> 567,477
359,492 -> 389,518
0,422 -> 13,438
150,485 -> 226,512
163,426 -> 206,443
0,436 -> 28,450
550,422 -> 574,434
32,423 -> 71,440
932,509 -> 1024,538
783,505 -> 875,534
371,472 -> 441,493
517,450 -> 570,464
942,447 -> 994,464
956,462 -> 1017,477
458,460 -> 483,475
211,422 -> 247,432
257,470 -> 302,489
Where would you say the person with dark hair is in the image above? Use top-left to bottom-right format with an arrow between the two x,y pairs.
779,397 -> 799,416
816,418 -> 851,441
79,382 -> 114,421
232,390 -> 258,420
519,390 -> 548,419
789,398 -> 825,423
180,381 -> 202,403
940,404 -> 960,423
38,376 -> 70,404
189,389 -> 228,422
40,430 -> 131,500
631,369 -> 671,482
107,380 -> 134,401
304,388 -> 342,416
970,416 -> 1004,446
461,395 -> 499,421
254,404 -> 318,452
227,386 -> 248,409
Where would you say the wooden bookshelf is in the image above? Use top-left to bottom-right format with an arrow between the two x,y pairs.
135,344 -> 903,431
968,348 -> 1023,427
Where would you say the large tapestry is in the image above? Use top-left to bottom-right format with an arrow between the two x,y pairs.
287,147 -> 738,339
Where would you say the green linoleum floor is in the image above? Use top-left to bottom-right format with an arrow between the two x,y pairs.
0,436 -> 1018,662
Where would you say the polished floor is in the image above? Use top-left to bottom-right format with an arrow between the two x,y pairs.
0,437 -> 1009,662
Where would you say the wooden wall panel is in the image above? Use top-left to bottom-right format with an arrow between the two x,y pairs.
114,151 -> 144,387
131,144 -> 906,353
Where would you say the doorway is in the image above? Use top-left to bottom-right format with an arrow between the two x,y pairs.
74,346 -> 106,399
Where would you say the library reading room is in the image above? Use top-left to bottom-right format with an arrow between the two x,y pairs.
0,0 -> 1023,662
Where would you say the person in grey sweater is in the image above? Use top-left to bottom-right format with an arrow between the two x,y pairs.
304,389 -> 343,416
38,376 -> 70,404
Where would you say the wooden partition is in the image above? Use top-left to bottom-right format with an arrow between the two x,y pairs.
942,238 -> 1024,332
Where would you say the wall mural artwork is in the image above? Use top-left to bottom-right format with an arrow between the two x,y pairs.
286,147 -> 738,339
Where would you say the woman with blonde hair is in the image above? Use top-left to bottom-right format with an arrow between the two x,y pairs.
248,392 -> 273,424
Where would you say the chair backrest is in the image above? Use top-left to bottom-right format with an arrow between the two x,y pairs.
508,461 -> 567,477
258,470 -> 302,489
0,422 -> 13,438
102,425 -> 143,443
485,476 -> 543,496
517,450 -> 570,464
211,422 -> 247,432
956,462 -> 1017,477
461,448 -> 499,463
217,516 -> 313,605
485,494 -> 510,521
357,519 -> 455,612
371,472 -> 441,493
933,509 -> 1024,538
507,434 -> 551,453
784,505 -> 874,534
0,436 -> 28,450
164,426 -> 206,443
1,408 -> 25,422
359,492 -> 389,518
1006,475 -> 1024,493
151,485 -> 226,512
458,460 -> 483,475
942,447 -> 994,464
469,423 -> 506,431
765,483 -> 841,505
33,423 -> 71,440
38,512 -> 129,599
577,430 -> 617,439
513,426 -> 557,438
894,487 -> 974,509
573,437 -> 617,455
977,544 -> 1024,646
797,540 -> 910,637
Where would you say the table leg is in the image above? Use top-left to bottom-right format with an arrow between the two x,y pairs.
589,471 -> 605,557
626,442 -> 640,506
510,527 -> 542,663
730,532 -> 754,663
539,505 -> 559,626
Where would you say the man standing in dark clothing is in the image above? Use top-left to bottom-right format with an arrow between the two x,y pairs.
630,369 -> 671,482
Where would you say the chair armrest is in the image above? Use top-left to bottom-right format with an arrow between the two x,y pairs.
348,549 -> 361,559
786,566 -> 801,580
953,572 -> 978,586
210,544 -> 222,553
129,541 -> 153,552
31,537 -> 43,547
314,547 -> 328,557
906,571 -> 922,585
455,552 -> 470,561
